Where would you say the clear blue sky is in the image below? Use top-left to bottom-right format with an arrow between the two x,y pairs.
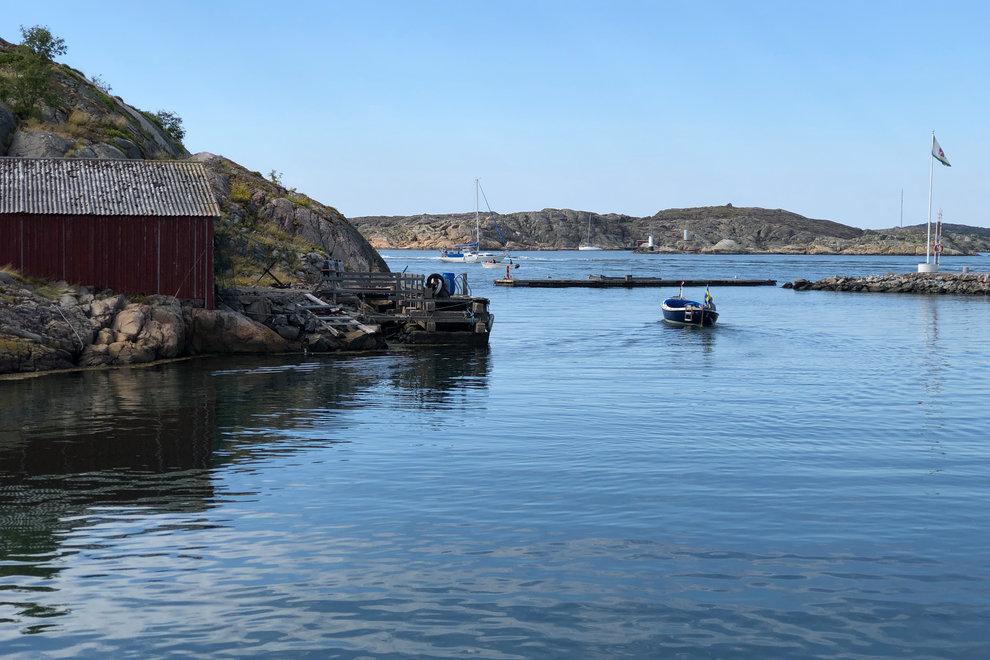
5,1 -> 988,229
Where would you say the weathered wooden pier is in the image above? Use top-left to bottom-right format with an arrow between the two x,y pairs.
315,269 -> 494,346
493,275 -> 776,288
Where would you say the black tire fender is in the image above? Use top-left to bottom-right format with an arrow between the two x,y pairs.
425,273 -> 447,295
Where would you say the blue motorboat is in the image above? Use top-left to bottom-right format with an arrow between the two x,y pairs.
661,286 -> 718,327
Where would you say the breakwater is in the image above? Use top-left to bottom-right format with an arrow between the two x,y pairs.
784,271 -> 990,294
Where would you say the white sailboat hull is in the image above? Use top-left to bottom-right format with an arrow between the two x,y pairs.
441,252 -> 479,263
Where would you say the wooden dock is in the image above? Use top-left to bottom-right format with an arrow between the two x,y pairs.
313,271 -> 494,346
493,276 -> 776,288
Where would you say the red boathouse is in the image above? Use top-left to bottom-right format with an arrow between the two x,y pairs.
0,158 -> 220,308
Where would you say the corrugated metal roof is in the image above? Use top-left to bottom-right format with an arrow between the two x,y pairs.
0,158 -> 221,217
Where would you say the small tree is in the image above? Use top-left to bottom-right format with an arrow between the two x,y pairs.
19,25 -> 67,61
0,25 -> 66,117
154,110 -> 185,142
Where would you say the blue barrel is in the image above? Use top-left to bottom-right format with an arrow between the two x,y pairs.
442,272 -> 456,294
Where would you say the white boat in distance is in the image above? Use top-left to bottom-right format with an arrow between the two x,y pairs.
441,179 -> 504,264
579,214 -> 602,250
481,257 -> 519,269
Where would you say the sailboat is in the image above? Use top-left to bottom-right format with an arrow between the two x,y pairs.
579,214 -> 602,250
440,179 -> 504,264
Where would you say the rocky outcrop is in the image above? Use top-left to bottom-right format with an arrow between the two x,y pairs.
193,153 -> 389,282
784,271 -> 990,294
0,281 -> 93,373
185,307 -> 294,355
351,208 -> 639,251
351,205 -> 990,255
0,36 -> 187,160
0,279 -> 385,376
216,287 -> 385,353
78,298 -> 189,367
6,129 -> 75,158
1,37 -> 386,285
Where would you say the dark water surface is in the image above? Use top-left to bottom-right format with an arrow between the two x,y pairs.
2,252 -> 990,658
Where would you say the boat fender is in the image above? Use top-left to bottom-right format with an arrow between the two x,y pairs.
425,273 -> 448,297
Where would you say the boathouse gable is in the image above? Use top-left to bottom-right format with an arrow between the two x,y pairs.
0,158 -> 219,308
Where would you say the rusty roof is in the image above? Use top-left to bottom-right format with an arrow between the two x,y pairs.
0,158 -> 220,217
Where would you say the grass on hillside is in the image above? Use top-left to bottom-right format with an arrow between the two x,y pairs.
0,264 -> 75,301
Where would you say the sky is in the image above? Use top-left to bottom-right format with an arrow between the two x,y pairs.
4,1 -> 989,229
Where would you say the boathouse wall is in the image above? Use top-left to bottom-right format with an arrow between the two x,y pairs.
0,213 -> 215,308
0,158 -> 219,308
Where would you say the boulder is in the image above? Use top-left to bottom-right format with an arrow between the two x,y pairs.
6,130 -> 73,158
186,308 -> 296,354
74,142 -> 128,159
89,295 -> 125,328
112,137 -> 143,159
709,238 -> 741,253
113,304 -> 147,342
108,340 -> 156,365
94,328 -> 114,345
78,343 -> 111,367
140,305 -> 186,359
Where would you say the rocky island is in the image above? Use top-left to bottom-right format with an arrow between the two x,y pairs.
351,205 -> 990,256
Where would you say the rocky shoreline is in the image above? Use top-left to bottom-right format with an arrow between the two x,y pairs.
0,279 -> 384,377
784,271 -> 990,294
6,269 -> 990,376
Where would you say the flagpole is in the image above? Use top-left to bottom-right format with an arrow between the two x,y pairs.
926,131 -> 934,264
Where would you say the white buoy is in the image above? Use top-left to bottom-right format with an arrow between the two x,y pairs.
683,229 -> 690,241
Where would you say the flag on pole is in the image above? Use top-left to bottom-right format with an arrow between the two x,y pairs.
932,136 -> 951,167
704,286 -> 713,306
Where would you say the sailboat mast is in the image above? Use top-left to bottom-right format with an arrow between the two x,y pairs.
926,131 -> 934,264
935,209 -> 943,268
475,178 -> 480,247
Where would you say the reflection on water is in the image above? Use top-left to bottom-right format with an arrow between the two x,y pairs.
1,366 -> 219,632
0,349 -> 491,638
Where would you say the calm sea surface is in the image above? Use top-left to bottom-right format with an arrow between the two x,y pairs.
2,252 -> 990,659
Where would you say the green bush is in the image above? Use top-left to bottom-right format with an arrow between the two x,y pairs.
230,181 -> 251,203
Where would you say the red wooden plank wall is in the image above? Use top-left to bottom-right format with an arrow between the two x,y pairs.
0,214 -> 214,308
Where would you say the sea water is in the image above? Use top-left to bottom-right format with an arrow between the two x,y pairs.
2,252 -> 989,658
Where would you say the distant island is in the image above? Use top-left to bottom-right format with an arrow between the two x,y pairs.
351,205 -> 990,255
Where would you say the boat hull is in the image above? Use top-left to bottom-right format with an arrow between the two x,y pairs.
440,251 -> 502,264
661,298 -> 718,327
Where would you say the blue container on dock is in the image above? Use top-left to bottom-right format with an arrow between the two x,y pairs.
442,272 -> 456,294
